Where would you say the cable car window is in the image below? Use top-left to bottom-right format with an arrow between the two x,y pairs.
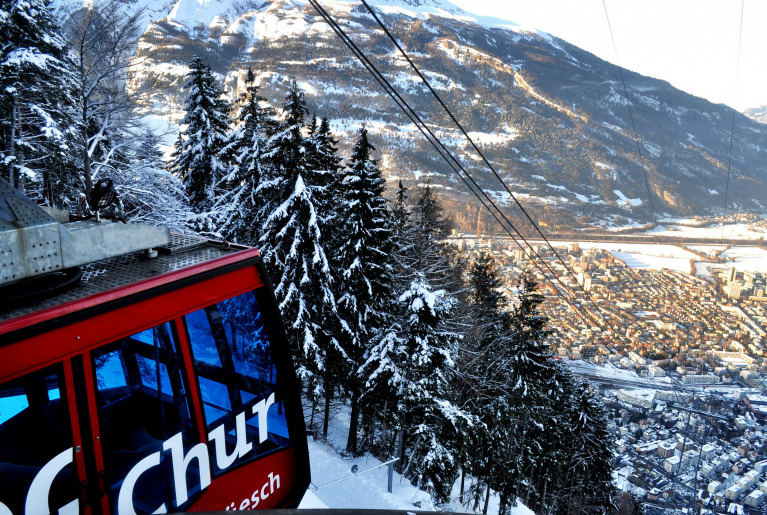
92,322 -> 202,514
184,291 -> 290,477
0,365 -> 78,515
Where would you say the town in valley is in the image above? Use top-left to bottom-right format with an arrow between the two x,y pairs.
452,219 -> 767,513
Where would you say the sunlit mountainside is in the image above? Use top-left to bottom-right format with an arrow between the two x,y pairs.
128,0 -> 767,233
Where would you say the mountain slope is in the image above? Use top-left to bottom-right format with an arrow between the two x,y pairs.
129,0 -> 767,232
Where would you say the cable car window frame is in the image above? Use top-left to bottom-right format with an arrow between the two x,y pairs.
89,321 -> 202,515
181,290 -> 292,480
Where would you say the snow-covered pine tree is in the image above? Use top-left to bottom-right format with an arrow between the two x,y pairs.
0,0 -> 78,204
555,379 -> 616,515
493,270 -> 560,512
458,251 -> 517,513
363,274 -> 465,503
410,184 -> 453,277
257,80 -> 308,227
259,173 -> 337,412
524,357 -> 577,514
304,114 -> 346,439
217,69 -> 277,244
337,125 -> 395,455
171,55 -> 230,213
391,180 -> 411,242
304,116 -> 342,223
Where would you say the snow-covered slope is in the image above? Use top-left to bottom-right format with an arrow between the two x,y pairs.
129,0 -> 767,232
300,435 -> 534,513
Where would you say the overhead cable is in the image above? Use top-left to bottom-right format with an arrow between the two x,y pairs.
601,0 -> 656,222
358,0 -> 607,321
307,0 -> 605,328
724,0 -> 745,211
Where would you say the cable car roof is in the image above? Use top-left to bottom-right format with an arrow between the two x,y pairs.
0,232 -> 260,338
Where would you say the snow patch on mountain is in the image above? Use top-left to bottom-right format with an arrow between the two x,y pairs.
613,189 -> 643,208
167,0 -> 237,28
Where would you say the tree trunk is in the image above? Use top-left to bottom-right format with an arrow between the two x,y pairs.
397,422 -> 406,471
460,469 -> 465,501
9,97 -> 17,188
309,395 -> 316,431
322,367 -> 332,440
482,483 -> 491,515
346,386 -> 359,455
82,103 -> 92,194
380,399 -> 389,453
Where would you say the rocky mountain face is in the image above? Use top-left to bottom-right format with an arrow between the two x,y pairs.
129,0 -> 767,233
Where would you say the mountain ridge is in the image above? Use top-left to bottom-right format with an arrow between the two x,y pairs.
129,0 -> 767,233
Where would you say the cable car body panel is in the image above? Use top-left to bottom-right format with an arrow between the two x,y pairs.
0,232 -> 310,515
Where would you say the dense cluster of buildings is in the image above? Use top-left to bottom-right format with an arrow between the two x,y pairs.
453,236 -> 767,393
452,235 -> 767,513
609,384 -> 766,513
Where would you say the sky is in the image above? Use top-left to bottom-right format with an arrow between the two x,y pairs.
449,0 -> 767,112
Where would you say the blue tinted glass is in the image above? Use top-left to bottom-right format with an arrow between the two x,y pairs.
0,366 -> 76,515
0,394 -> 28,424
95,351 -> 127,389
198,376 -> 231,411
93,322 -> 198,513
136,355 -> 173,394
245,400 -> 290,442
267,401 -> 289,439
185,309 -> 222,366
185,290 -> 289,476
133,323 -> 176,351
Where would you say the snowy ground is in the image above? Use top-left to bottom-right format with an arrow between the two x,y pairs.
690,246 -> 767,278
297,404 -> 533,514
299,438 -> 533,513
536,240 -> 767,275
647,221 -> 767,240
545,241 -> 699,273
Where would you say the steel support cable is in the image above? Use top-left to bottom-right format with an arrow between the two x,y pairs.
309,0 -> 605,327
307,0 -> 604,328
308,0 -> 599,326
358,0 -> 608,322
724,0 -> 745,212
601,0 -> 656,222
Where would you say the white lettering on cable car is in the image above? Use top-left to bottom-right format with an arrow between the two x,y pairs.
14,393 -> 276,515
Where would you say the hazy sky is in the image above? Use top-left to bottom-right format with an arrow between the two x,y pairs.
449,0 -> 766,111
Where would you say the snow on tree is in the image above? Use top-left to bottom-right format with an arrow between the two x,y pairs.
390,179 -> 411,244
408,183 -> 454,282
115,130 -> 193,232
259,173 -> 339,414
304,116 -> 342,229
0,0 -> 78,204
554,378 -> 617,515
363,274 -> 466,503
61,0 -> 150,197
303,114 -> 346,439
456,252 -> 516,513
257,80 -> 308,223
336,125 -> 395,455
170,55 -> 230,213
217,69 -> 276,244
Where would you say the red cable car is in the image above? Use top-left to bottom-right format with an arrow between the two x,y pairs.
0,180 -> 309,514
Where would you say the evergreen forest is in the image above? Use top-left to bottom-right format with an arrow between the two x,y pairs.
0,1 -> 623,513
